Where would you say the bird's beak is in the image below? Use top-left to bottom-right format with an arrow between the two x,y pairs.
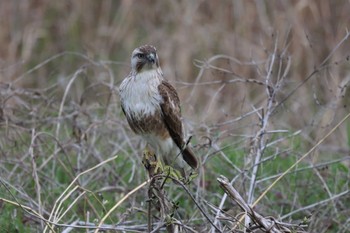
147,53 -> 155,64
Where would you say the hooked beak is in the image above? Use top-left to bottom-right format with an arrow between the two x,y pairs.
147,53 -> 155,64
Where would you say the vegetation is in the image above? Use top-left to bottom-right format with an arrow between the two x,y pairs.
0,1 -> 349,232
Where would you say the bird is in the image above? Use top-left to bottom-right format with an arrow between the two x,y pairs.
119,45 -> 198,172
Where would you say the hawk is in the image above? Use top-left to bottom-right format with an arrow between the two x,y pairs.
119,45 -> 198,171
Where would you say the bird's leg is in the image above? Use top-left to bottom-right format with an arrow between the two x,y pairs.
142,145 -> 163,177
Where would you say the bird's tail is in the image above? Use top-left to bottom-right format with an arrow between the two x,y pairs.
182,146 -> 198,169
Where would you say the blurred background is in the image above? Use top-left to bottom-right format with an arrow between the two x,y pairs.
1,1 -> 350,232
1,0 -> 350,128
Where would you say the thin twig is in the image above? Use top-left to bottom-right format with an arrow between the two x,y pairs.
234,112 -> 350,229
94,180 -> 150,233
281,190 -> 349,220
163,175 -> 223,233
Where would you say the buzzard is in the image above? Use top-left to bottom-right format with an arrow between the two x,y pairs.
119,45 -> 198,170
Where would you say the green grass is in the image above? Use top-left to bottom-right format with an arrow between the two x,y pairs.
0,204 -> 33,233
1,1 -> 350,232
1,126 -> 349,232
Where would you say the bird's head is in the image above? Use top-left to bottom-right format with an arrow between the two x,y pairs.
131,45 -> 159,73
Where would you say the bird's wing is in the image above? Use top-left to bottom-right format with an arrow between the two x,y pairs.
158,80 -> 184,149
158,80 -> 198,169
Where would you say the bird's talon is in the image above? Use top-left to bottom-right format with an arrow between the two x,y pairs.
142,148 -> 165,176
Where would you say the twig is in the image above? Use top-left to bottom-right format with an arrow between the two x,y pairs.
165,175 -> 223,233
44,154 -> 120,232
234,111 -> 350,229
280,190 -> 349,220
218,175 -> 307,233
252,112 -> 350,206
274,30 -> 350,112
94,180 -> 150,233
257,156 -> 350,184
0,179 -> 55,232
247,34 -> 279,205
29,128 -> 43,228
54,66 -> 86,156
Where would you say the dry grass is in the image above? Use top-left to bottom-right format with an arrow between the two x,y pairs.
1,1 -> 350,232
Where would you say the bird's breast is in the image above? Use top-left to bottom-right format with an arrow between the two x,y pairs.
120,70 -> 166,134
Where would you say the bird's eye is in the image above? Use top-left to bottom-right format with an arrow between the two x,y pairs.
137,54 -> 145,59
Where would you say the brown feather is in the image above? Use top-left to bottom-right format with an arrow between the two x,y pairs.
182,147 -> 198,169
158,80 -> 198,169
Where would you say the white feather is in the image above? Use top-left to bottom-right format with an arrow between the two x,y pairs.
119,69 -> 163,119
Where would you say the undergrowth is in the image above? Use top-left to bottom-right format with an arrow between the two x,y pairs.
1,1 -> 350,232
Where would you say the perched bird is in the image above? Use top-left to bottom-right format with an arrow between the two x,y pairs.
119,45 -> 198,171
